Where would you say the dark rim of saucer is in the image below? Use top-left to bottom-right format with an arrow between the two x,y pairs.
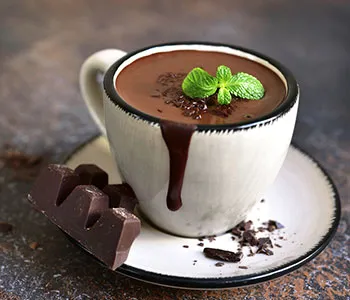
103,41 -> 299,132
62,136 -> 341,290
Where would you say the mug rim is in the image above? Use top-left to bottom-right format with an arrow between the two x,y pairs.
103,41 -> 299,132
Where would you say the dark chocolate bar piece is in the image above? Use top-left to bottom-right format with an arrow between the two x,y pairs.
74,164 -> 108,190
103,183 -> 138,212
29,164 -> 81,208
28,164 -> 141,270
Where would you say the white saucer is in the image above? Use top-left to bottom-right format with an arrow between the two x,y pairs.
64,136 -> 340,289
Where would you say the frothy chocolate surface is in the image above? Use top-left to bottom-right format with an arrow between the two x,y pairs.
116,50 -> 286,125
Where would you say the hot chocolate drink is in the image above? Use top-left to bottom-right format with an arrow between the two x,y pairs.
116,50 -> 286,124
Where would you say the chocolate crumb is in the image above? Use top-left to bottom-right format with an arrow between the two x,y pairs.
29,242 -> 39,250
197,243 -> 204,247
157,109 -> 163,113
231,227 -> 242,237
258,237 -> 273,248
193,260 -> 197,262
215,262 -> 225,267
279,236 -> 284,240
151,94 -> 161,98
207,235 -> 216,242
231,236 -> 235,241
247,249 -> 255,257
244,114 -> 253,119
275,243 -> 282,248
239,220 -> 253,231
0,222 -> 13,233
204,248 -> 242,263
260,199 -> 265,203
239,266 -> 248,269
257,246 -> 274,256
182,245 -> 189,248
267,220 -> 284,232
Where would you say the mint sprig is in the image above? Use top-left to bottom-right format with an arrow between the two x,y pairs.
182,65 -> 265,105
181,67 -> 218,99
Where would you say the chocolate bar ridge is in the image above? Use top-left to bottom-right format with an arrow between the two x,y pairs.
28,164 -> 141,270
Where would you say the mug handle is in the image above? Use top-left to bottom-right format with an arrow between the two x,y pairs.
79,49 -> 127,135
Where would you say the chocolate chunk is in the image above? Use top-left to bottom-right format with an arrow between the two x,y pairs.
257,246 -> 274,256
231,227 -> 242,237
241,230 -> 258,247
204,248 -> 242,263
257,227 -> 266,232
74,164 -> 108,190
28,164 -> 141,270
215,262 -> 224,267
258,237 -> 273,248
267,220 -> 284,232
0,222 -> 13,233
237,220 -> 253,231
102,183 -> 138,212
29,164 -> 81,207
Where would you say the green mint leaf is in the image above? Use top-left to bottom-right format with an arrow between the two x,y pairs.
182,67 -> 218,99
227,72 -> 265,100
216,65 -> 233,86
217,87 -> 232,105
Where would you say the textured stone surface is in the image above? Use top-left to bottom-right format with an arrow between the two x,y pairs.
0,0 -> 349,299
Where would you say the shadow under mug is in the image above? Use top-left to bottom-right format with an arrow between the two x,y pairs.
79,42 -> 299,237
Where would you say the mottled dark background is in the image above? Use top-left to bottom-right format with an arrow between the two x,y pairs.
0,0 -> 349,299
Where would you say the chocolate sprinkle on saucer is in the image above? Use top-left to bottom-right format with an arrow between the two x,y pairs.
207,235 -> 216,242
183,245 -> 189,248
215,262 -> 225,267
239,266 -> 248,269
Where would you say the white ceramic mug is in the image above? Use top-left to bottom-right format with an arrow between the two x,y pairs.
80,42 -> 299,237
